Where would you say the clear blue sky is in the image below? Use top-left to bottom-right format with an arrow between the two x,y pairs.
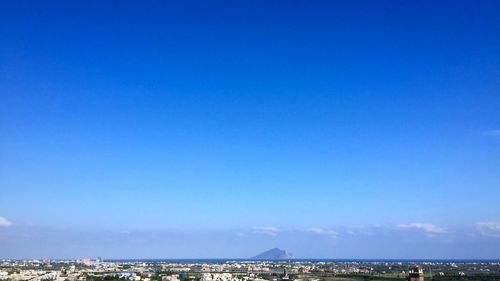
1,0 -> 500,259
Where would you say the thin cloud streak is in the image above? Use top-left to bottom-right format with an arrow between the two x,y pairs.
252,226 -> 280,236
396,223 -> 447,235
305,227 -> 338,237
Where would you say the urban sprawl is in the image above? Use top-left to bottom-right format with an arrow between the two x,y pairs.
2,259 -> 500,281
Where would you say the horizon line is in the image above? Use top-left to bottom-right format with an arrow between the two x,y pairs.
3,258 -> 500,262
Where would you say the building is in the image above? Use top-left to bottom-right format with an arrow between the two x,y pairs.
407,267 -> 424,281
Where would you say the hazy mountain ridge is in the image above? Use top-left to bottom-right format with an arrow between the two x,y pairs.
251,248 -> 293,260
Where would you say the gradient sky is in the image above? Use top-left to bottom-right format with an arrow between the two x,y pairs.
1,0 -> 500,259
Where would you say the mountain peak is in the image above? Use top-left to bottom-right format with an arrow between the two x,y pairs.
251,248 -> 293,260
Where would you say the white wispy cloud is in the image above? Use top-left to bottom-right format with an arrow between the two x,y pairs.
396,223 -> 447,235
0,217 -> 13,227
253,226 -> 280,236
476,222 -> 500,237
305,227 -> 338,237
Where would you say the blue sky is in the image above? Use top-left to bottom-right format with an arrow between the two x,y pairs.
1,0 -> 500,259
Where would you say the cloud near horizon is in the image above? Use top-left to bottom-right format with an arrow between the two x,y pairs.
476,222 -> 500,237
252,226 -> 280,236
396,223 -> 447,236
305,227 -> 338,237
1,222 -> 500,259
0,217 -> 13,227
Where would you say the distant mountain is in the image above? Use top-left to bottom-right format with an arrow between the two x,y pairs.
251,248 -> 293,260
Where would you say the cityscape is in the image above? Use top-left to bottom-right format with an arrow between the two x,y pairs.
2,256 -> 500,281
